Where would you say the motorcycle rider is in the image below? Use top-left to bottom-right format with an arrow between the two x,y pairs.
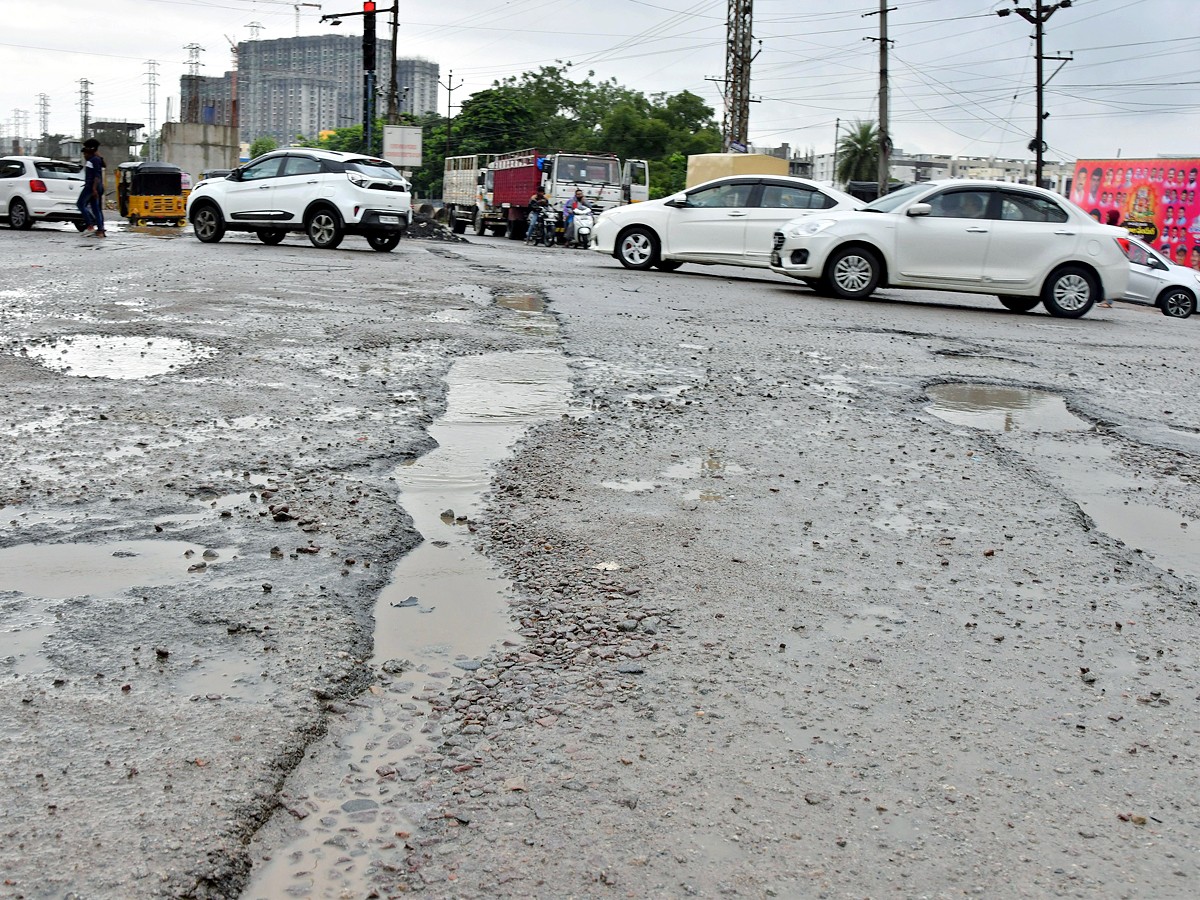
525,187 -> 549,242
563,189 -> 590,245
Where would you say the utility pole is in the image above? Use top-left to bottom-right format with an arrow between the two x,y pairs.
865,3 -> 895,198
320,4 -> 396,153
832,117 -> 840,184
386,2 -> 400,123
78,79 -> 92,142
723,0 -> 754,151
998,0 -> 1073,187
439,69 -> 463,159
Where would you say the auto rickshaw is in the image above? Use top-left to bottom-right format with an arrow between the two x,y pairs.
115,162 -> 190,226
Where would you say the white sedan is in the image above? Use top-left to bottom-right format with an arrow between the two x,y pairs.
1123,238 -> 1198,318
769,179 -> 1131,318
591,175 -> 863,272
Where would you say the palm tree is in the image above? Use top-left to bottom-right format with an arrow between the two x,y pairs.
836,120 -> 879,185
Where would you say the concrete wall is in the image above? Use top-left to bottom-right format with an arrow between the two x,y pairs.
160,122 -> 240,180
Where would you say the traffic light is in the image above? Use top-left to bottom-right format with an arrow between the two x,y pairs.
362,1 -> 376,70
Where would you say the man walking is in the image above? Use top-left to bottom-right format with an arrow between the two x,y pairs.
79,138 -> 106,238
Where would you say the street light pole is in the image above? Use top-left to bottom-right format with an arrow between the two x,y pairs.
319,2 -> 398,152
998,0 -> 1073,187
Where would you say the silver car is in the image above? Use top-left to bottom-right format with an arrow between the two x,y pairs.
1123,238 -> 1198,318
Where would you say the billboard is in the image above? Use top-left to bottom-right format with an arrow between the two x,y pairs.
383,125 -> 423,169
1071,158 -> 1200,270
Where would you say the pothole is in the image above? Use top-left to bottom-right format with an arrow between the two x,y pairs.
926,383 -> 1091,432
0,540 -> 237,676
22,335 -> 217,379
244,340 -> 572,895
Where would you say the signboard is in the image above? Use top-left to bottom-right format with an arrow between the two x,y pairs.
1071,158 -> 1200,268
383,125 -> 423,168
729,140 -> 748,154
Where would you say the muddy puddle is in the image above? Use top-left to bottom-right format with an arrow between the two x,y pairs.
927,382 -> 1200,580
22,335 -> 217,379
602,450 -> 743,502
244,298 -> 570,897
0,539 -> 236,676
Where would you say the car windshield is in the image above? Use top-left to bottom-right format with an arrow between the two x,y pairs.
863,182 -> 928,213
555,155 -> 620,185
35,161 -> 83,181
345,158 -> 406,182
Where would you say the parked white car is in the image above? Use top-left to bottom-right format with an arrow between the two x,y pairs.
591,175 -> 863,272
186,148 -> 411,251
769,179 -> 1131,318
1122,238 -> 1198,318
0,156 -> 87,230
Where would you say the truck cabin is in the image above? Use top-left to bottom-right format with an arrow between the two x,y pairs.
553,155 -> 620,186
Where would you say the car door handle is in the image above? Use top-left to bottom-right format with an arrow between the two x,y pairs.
259,185 -> 272,189
966,227 -> 988,233
1054,230 -> 1076,236
727,210 -> 748,217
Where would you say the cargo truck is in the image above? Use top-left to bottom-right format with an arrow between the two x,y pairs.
443,148 -> 648,239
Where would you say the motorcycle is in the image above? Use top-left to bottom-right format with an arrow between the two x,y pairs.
526,205 -> 558,247
567,204 -> 597,249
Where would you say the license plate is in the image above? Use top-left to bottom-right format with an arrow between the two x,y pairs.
379,215 -> 399,225
770,252 -> 781,266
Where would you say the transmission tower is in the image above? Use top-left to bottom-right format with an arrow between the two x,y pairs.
78,79 -> 92,140
145,60 -> 159,160
183,44 -> 205,123
36,94 -> 50,142
11,109 -> 29,154
723,0 -> 754,150
247,21 -> 264,39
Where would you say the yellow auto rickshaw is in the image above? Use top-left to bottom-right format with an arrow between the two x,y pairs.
116,162 -> 190,226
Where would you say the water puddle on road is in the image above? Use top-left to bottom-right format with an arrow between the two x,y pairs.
927,382 -> 1200,580
22,335 -> 217,379
244,345 -> 571,898
0,540 -> 236,676
926,383 -> 1092,433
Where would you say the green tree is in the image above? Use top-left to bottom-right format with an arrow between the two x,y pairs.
249,136 -> 278,159
836,120 -> 878,185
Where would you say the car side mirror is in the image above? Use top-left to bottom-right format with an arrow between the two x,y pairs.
664,192 -> 689,208
906,202 -> 932,217
1148,257 -> 1169,271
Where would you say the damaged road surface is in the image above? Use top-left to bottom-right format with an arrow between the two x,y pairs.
2,225 -> 1200,898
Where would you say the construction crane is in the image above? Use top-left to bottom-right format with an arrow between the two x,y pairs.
234,1 -> 322,37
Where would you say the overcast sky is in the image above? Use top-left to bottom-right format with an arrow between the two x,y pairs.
3,0 -> 1197,162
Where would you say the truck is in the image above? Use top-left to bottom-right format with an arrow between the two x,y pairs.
443,148 -> 649,239
685,152 -> 788,188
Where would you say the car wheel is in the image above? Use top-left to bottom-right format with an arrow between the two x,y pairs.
617,227 -> 658,270
127,215 -> 139,227
9,198 -> 32,230
1041,265 -> 1096,318
367,233 -> 401,252
654,259 -> 683,272
191,204 -> 226,243
825,246 -> 881,300
491,223 -> 507,236
306,207 -> 344,249
257,229 -> 286,245
1158,286 -> 1196,319
72,221 -> 88,232
998,294 -> 1040,313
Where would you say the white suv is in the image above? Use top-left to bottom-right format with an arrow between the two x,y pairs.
770,179 -> 1131,318
0,156 -> 87,230
186,148 -> 411,251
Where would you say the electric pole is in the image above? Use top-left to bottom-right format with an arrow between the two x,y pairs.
998,0 -> 1073,187
865,3 -> 895,198
439,69 -> 463,159
386,2 -> 400,123
36,94 -> 49,154
723,0 -> 754,151
832,117 -> 840,184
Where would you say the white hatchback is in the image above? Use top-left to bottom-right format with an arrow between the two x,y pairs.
0,156 -> 87,230
591,175 -> 863,272
769,179 -> 1131,318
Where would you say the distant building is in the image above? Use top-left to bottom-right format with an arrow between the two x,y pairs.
750,142 -> 813,178
810,150 -> 1071,192
179,35 -> 440,145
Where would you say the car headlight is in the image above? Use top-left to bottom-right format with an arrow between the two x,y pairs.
787,218 -> 837,238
